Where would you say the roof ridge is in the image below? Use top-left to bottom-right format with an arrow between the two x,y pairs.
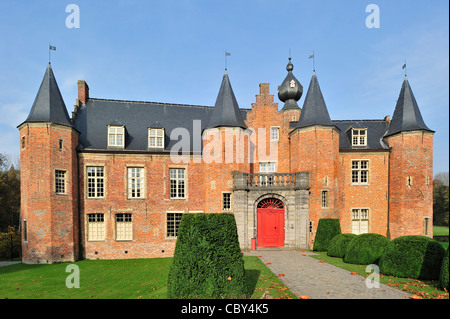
332,119 -> 387,122
88,97 -> 213,109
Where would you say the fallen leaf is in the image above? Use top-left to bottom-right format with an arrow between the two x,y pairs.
227,276 -> 232,281
351,272 -> 357,275
302,254 -> 306,256
267,262 -> 271,265
278,273 -> 285,277
410,295 -> 422,299
319,260 -> 324,263
299,295 -> 310,299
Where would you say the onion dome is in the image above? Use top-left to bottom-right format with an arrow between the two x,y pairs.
278,57 -> 303,111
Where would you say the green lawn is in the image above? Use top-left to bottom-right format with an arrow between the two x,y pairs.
309,251 -> 448,299
433,226 -> 449,236
0,256 -> 296,299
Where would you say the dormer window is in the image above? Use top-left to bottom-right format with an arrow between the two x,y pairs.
108,125 -> 125,148
352,128 -> 367,146
148,128 -> 164,149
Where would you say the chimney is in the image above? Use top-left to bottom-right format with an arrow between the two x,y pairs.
77,80 -> 89,105
259,83 -> 270,95
384,115 -> 391,125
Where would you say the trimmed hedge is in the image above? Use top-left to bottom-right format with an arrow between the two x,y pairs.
167,213 -> 247,299
313,219 -> 341,252
344,233 -> 390,265
327,233 -> 357,258
379,235 -> 445,280
439,248 -> 449,290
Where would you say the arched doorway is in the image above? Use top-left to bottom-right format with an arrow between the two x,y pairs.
257,198 -> 285,247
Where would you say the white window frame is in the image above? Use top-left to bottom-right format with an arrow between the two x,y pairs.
55,170 -> 67,194
87,166 -> 105,198
352,128 -> 367,146
170,168 -> 186,199
351,160 -> 369,184
108,125 -> 125,148
148,128 -> 165,149
116,213 -> 133,241
87,213 -> 105,241
259,162 -> 276,173
270,127 -> 279,141
127,167 -> 145,199
351,208 -> 369,235
166,212 -> 183,238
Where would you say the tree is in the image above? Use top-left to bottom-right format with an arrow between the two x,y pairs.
0,154 -> 21,231
433,173 -> 449,226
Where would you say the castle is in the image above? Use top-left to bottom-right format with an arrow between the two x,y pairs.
18,58 -> 434,263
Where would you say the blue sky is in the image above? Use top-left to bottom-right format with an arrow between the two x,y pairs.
0,0 -> 448,174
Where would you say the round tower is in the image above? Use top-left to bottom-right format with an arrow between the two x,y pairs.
384,76 -> 434,239
289,71 -> 340,248
17,63 -> 79,264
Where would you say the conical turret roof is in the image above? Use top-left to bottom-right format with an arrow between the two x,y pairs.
23,63 -> 72,127
206,70 -> 247,129
385,76 -> 433,137
293,71 -> 333,129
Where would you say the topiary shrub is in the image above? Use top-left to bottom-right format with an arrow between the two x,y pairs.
379,235 -> 445,280
327,233 -> 357,258
167,213 -> 247,299
344,233 -> 390,265
313,219 -> 341,252
439,248 -> 449,290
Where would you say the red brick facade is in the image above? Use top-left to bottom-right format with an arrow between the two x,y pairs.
19,68 -> 434,263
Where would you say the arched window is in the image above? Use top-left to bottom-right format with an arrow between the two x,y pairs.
257,198 -> 284,209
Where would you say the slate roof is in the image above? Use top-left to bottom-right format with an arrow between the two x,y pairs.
74,98 -> 249,151
384,76 -> 433,137
292,72 -> 334,129
206,70 -> 247,129
21,63 -> 73,127
333,120 -> 390,150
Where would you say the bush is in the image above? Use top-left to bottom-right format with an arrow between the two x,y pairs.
379,235 -> 445,280
0,226 -> 21,260
167,213 -> 247,299
313,219 -> 341,252
344,233 -> 390,265
327,233 -> 357,258
439,248 -> 449,290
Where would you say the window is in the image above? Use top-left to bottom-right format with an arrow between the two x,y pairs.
59,139 -> 63,150
351,160 -> 369,184
352,129 -> 367,146
424,217 -> 430,236
167,212 -> 183,238
170,168 -> 186,199
55,170 -> 66,194
87,213 -> 105,241
406,176 -> 413,186
108,126 -> 125,147
351,209 -> 369,234
116,213 -> 132,241
271,127 -> 279,141
259,162 -> 276,173
87,167 -> 105,198
23,219 -> 27,242
21,136 -> 25,149
321,190 -> 329,208
148,128 -> 164,148
127,167 -> 144,198
223,193 -> 231,211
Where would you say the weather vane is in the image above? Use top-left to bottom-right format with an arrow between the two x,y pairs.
225,51 -> 231,70
49,43 -> 56,63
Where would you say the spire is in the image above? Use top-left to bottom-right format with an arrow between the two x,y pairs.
385,76 -> 433,137
293,71 -> 333,129
24,63 -> 72,127
278,57 -> 303,111
206,70 -> 247,129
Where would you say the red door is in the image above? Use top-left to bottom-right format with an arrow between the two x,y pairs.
257,199 -> 284,247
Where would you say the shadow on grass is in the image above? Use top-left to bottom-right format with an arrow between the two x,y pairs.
245,269 -> 261,297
